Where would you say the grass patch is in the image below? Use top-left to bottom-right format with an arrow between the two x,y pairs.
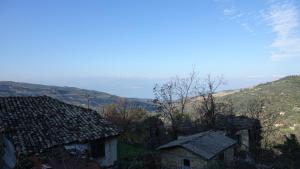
280,127 -> 294,134
118,142 -> 146,159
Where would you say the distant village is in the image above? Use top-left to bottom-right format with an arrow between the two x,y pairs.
0,74 -> 299,169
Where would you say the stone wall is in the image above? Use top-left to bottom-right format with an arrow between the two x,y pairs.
160,147 -> 208,169
210,146 -> 234,163
236,129 -> 249,151
160,146 -> 235,169
224,147 -> 234,164
98,137 -> 118,167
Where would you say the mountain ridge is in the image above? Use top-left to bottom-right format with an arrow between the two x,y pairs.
0,81 -> 156,111
1,75 -> 299,122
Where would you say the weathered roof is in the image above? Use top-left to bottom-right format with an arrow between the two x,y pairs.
0,96 -> 119,156
215,114 -> 258,130
157,131 -> 236,160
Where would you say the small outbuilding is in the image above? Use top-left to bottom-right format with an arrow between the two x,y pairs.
0,96 -> 120,169
157,131 -> 236,169
215,114 -> 261,152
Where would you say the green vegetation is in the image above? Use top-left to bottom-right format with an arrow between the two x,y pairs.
220,76 -> 300,125
118,142 -> 146,159
271,134 -> 300,169
117,141 -> 161,169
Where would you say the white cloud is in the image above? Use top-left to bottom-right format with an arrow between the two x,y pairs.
216,2 -> 254,34
262,1 -> 300,60
223,8 -> 234,15
230,13 -> 244,20
241,23 -> 254,33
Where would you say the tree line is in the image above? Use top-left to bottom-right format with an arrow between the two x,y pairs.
99,70 -> 299,169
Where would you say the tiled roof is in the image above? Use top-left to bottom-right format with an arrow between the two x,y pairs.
157,131 -> 236,160
0,96 -> 119,156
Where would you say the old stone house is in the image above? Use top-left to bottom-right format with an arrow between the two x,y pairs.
215,114 -> 261,154
0,96 -> 120,169
157,131 -> 236,169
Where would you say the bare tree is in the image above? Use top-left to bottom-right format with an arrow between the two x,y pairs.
153,70 -> 197,138
194,74 -> 224,127
242,98 -> 281,149
84,93 -> 92,109
153,82 -> 178,138
103,98 -> 147,130
216,98 -> 234,116
174,70 -> 197,114
243,98 -> 265,119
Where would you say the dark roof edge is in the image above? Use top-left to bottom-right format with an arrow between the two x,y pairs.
207,141 -> 236,160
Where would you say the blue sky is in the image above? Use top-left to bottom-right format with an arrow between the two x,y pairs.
0,0 -> 300,98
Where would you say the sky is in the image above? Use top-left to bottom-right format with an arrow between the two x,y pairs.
0,0 -> 300,98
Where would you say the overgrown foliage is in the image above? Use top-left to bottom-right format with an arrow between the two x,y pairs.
102,98 -> 148,143
239,98 -> 281,149
221,75 -> 300,131
153,70 -> 196,138
111,74 -> 300,169
272,134 -> 300,169
193,75 -> 224,128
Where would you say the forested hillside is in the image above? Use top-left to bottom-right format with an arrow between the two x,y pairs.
221,75 -> 300,126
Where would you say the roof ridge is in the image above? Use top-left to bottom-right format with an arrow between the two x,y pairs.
157,131 -> 236,160
181,131 -> 212,144
193,130 -> 210,139
0,95 -> 48,98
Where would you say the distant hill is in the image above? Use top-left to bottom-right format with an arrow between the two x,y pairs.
0,81 -> 156,111
1,76 -> 299,124
220,75 -> 300,126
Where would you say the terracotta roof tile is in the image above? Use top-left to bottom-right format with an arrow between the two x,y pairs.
0,96 -> 120,156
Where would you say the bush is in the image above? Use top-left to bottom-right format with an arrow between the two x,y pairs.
231,160 -> 257,169
235,150 -> 248,159
205,161 -> 226,169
